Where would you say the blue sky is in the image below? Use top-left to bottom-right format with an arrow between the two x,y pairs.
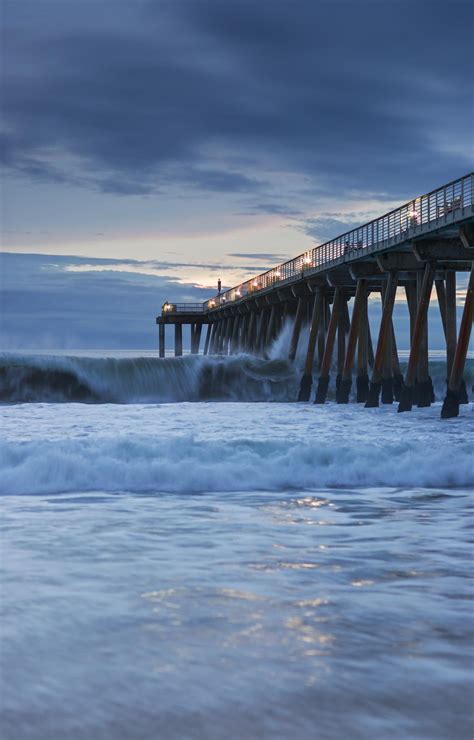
1,0 -> 473,349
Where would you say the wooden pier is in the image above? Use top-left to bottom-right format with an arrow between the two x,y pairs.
157,174 -> 474,418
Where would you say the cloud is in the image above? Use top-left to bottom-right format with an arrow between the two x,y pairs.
227,252 -> 287,262
0,252 -> 211,349
2,0 -> 472,203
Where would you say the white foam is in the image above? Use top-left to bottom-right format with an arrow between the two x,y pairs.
1,402 -> 473,494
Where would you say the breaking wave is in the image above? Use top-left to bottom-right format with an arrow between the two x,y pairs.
1,351 -> 472,404
0,353 -> 297,403
1,431 -> 473,495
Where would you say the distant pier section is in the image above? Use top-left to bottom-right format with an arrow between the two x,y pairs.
157,173 -> 474,417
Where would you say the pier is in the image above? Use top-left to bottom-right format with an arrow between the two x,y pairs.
157,173 -> 474,418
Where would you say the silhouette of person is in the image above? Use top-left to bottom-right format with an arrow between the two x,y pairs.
217,278 -> 222,294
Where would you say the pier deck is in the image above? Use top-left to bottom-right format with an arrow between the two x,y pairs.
156,173 -> 474,417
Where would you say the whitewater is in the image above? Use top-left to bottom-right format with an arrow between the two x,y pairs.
1,347 -> 473,739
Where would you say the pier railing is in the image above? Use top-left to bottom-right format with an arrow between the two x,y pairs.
162,302 -> 204,314
162,173 -> 473,316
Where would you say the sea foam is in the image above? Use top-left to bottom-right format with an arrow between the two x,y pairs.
1,416 -> 473,494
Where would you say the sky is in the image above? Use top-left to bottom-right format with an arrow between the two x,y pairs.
1,0 -> 473,349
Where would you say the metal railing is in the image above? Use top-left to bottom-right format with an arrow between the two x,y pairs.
162,173 -> 473,316
161,302 -> 204,314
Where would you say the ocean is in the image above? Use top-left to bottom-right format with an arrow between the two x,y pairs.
1,347 -> 473,740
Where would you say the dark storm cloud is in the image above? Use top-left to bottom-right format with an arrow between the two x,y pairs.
2,0 -> 473,199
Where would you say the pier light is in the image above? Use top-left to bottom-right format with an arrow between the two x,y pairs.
222,295 -> 226,302
274,270 -> 281,278
303,254 -> 312,265
163,302 -> 170,312
236,288 -> 241,297
252,280 -> 258,288
209,299 -> 216,307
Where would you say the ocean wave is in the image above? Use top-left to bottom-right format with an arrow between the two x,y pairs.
1,351 -> 472,404
0,353 -> 296,403
1,433 -> 472,494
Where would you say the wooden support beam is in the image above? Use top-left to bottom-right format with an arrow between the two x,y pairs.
230,314 -> 241,354
381,283 -> 394,404
314,288 -> 341,404
298,290 -> 323,401
391,320 -> 403,401
441,264 -> 474,418
214,320 -> 224,355
264,304 -> 277,357
365,271 -> 398,407
337,279 -> 366,403
208,322 -> 217,354
415,270 -> 434,407
158,324 -> 165,358
445,271 -> 457,381
398,263 -> 435,412
203,323 -> 212,356
317,297 -> 327,369
336,294 -> 347,394
288,296 -> 306,361
434,275 -> 465,401
367,320 -> 374,369
221,318 -> 232,355
459,223 -> 474,250
174,323 -> 183,357
240,313 -> 250,352
247,312 -> 256,353
356,286 -> 369,402
255,309 -> 268,356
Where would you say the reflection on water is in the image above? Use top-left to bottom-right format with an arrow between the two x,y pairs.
1,486 -> 473,739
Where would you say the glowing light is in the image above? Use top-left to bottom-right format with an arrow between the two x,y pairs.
252,280 -> 258,287
274,270 -> 281,278
163,302 -> 170,312
303,255 -> 312,265
209,299 -> 216,307
236,289 -> 241,297
409,210 -> 418,219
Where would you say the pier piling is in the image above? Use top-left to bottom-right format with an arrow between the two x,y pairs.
298,290 -> 323,401
366,272 -> 398,407
441,264 -> 474,418
398,262 -> 435,412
